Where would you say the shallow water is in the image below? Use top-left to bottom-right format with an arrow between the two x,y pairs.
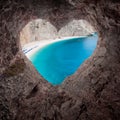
28,33 -> 98,85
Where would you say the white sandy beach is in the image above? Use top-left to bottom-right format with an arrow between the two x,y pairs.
23,34 -> 95,58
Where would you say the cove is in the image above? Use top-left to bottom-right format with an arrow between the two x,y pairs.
27,33 -> 98,85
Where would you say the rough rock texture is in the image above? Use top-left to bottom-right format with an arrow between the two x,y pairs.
0,0 -> 120,120
20,19 -> 58,46
20,19 -> 95,46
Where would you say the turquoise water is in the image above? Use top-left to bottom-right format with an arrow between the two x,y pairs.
29,33 -> 98,85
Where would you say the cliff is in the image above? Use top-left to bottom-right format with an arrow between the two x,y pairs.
0,0 -> 120,120
20,19 -> 95,46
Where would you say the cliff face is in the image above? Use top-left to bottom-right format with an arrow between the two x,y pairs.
0,0 -> 120,120
20,19 -> 95,46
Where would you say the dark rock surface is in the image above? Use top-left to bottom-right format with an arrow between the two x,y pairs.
0,0 -> 120,120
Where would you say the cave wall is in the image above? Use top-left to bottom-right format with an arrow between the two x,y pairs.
0,0 -> 120,120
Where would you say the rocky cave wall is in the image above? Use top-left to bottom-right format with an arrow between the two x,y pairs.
0,0 -> 120,120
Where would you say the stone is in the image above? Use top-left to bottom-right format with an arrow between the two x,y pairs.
0,0 -> 120,120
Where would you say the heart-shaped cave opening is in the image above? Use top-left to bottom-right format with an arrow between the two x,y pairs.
20,19 -> 98,85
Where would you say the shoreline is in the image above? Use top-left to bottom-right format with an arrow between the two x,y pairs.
22,33 -> 96,58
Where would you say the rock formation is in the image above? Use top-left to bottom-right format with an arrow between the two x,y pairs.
20,19 -> 95,46
0,0 -> 120,120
